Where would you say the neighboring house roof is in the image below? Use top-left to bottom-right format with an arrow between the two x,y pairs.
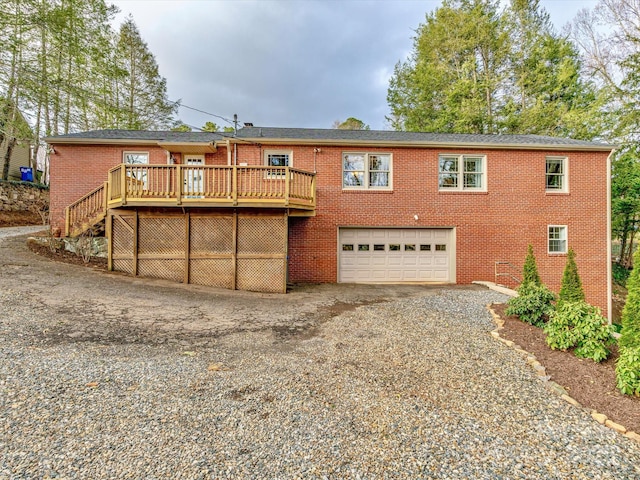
45,127 -> 614,152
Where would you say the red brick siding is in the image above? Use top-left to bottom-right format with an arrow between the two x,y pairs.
50,141 -> 610,315
232,144 -> 609,316
49,144 -> 228,233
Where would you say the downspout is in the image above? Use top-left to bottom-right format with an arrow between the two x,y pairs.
226,139 -> 231,166
607,148 -> 615,325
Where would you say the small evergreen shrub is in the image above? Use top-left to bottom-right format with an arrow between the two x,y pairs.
616,247 -> 640,395
506,284 -> 556,327
612,262 -> 630,287
544,301 -> 614,363
558,248 -> 585,305
522,244 -> 541,286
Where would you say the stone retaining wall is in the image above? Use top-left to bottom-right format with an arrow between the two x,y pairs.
0,180 -> 49,212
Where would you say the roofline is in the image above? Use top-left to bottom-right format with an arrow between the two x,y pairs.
227,136 -> 615,152
44,134 -> 615,152
44,137 -> 162,146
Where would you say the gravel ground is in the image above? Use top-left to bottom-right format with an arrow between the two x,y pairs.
0,225 -> 46,240
2,279 -> 640,479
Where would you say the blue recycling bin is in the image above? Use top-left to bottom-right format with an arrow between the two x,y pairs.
20,167 -> 33,182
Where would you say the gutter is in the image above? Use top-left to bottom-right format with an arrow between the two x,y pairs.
222,137 -> 615,152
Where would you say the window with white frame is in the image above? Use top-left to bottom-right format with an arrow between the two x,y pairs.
264,150 -> 292,177
438,154 -> 486,191
548,225 -> 567,253
546,157 -> 567,191
123,151 -> 149,164
123,151 -> 149,188
342,153 -> 391,189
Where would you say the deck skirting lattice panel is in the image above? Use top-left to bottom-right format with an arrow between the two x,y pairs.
108,209 -> 287,293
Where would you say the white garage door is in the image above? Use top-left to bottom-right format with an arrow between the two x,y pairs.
338,228 -> 453,283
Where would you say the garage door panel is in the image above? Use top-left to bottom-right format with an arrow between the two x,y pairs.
339,228 -> 452,283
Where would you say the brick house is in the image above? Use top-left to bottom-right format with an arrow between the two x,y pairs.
46,127 -> 613,318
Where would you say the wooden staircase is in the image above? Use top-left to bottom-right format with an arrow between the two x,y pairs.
65,182 -> 108,237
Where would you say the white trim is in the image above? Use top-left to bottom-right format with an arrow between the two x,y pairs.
545,156 -> 569,193
438,154 -> 487,192
341,152 -> 393,190
607,149 -> 615,324
547,225 -> 568,254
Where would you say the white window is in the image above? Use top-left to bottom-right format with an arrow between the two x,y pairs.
123,151 -> 149,188
123,151 -> 149,164
264,150 -> 292,178
439,154 -> 486,191
264,150 -> 292,168
548,225 -> 567,253
342,153 -> 391,189
546,157 -> 567,192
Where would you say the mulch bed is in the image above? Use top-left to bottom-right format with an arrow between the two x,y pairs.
492,303 -> 640,434
27,239 -> 107,270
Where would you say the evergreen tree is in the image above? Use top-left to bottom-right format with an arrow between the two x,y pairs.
558,248 -> 585,304
616,246 -> 640,395
388,0 -> 508,133
387,0 -> 598,137
201,121 -> 219,132
115,16 -> 178,130
522,244 -> 541,286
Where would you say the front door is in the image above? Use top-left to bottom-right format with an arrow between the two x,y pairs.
184,155 -> 204,198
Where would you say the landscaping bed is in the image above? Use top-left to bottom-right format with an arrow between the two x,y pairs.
492,303 -> 640,434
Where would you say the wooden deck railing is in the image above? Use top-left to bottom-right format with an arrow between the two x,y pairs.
66,164 -> 316,237
107,164 -> 316,209
65,182 -> 108,237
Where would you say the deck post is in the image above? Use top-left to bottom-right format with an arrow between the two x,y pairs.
176,164 -> 182,206
106,211 -> 113,271
184,210 -> 190,284
133,210 -> 138,277
232,210 -> 238,290
65,206 -> 71,237
284,168 -> 290,206
232,166 -> 238,206
102,181 -> 108,216
120,165 -> 127,206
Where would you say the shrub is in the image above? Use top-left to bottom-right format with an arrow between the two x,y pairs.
612,262 -> 631,287
506,284 -> 556,327
544,301 -> 614,363
558,248 -> 585,305
522,244 -> 541,287
616,247 -> 640,395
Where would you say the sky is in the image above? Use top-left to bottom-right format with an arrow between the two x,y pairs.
110,0 -> 599,131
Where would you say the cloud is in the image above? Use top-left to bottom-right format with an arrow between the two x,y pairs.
111,0 -> 597,131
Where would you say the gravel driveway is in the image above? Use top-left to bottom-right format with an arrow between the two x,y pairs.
1,231 -> 640,478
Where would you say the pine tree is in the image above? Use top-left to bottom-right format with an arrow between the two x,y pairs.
115,16 -> 178,130
558,248 -> 585,304
522,244 -> 541,287
616,246 -> 640,395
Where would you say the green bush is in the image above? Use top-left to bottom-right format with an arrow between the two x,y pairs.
522,244 -> 541,287
544,301 -> 614,363
616,247 -> 640,395
612,262 -> 631,287
558,248 -> 585,305
506,284 -> 556,327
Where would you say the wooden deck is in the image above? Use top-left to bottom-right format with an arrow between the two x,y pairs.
108,164 -> 316,210
66,164 -> 316,237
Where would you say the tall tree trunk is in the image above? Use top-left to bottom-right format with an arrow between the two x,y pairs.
2,137 -> 16,181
